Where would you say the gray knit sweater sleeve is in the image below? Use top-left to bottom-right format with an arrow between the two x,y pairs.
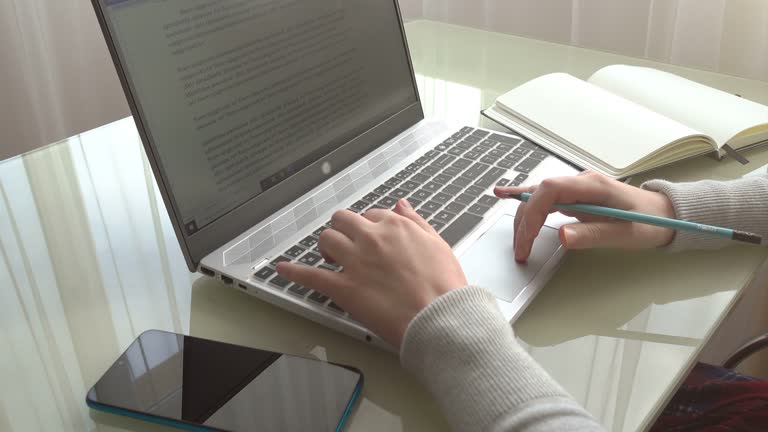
401,286 -> 604,432
642,176 -> 768,251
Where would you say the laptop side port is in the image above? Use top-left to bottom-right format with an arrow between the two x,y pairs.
238,283 -> 248,291
199,267 -> 215,277
220,275 -> 234,285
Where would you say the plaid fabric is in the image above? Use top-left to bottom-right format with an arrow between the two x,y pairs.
651,362 -> 768,431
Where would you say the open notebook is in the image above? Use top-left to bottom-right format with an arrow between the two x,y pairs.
483,65 -> 768,178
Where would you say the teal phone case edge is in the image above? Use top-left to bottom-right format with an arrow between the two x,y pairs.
86,375 -> 363,432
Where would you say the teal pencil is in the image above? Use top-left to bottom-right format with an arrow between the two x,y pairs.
504,192 -> 762,245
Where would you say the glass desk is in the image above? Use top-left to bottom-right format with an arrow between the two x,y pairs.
2,20 -> 767,432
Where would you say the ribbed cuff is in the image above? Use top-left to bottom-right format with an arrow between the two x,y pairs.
642,177 -> 768,251
400,286 -> 568,432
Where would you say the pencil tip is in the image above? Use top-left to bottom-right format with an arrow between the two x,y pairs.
733,231 -> 762,245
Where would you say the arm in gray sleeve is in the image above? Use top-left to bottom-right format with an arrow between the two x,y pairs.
642,175 -> 768,251
401,286 -> 605,432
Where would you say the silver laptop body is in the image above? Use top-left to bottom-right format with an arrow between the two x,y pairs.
91,0 -> 579,349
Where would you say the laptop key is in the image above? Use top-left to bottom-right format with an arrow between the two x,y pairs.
463,151 -> 481,161
288,284 -> 311,297
350,200 -> 369,212
504,154 -> 523,163
312,226 -> 327,237
464,135 -> 482,144
389,188 -> 410,199
432,192 -> 452,205
460,126 -> 474,134
270,256 -> 292,267
442,166 -> 463,177
406,197 -> 423,208
481,139 -> 497,147
434,211 -> 457,224
489,133 -> 522,146
254,267 -> 276,281
455,193 -> 475,206
476,167 -> 506,188
308,291 -> 330,305
412,189 -> 433,201
319,264 -> 337,272
425,150 -> 441,159
395,170 -> 412,180
299,253 -> 322,266
530,151 -> 550,160
497,178 -> 511,187
456,141 -> 474,150
429,220 -> 446,232
416,209 -> 432,219
468,203 -> 491,217
401,180 -> 420,191
439,213 -> 484,247
519,140 -> 541,150
380,181 -> 397,191
285,246 -> 306,258
472,130 -> 490,138
512,147 -> 531,157
461,162 -> 489,180
452,158 -> 472,170
300,236 -> 319,248
432,154 -> 456,168
478,195 -> 500,207
405,163 -> 422,173
421,201 -> 442,213
421,165 -> 440,176
447,147 -> 466,157
452,176 -> 472,188
378,196 -> 398,208
444,202 -> 466,214
515,158 -> 542,174
488,149 -> 506,158
424,182 -> 442,193
451,131 -> 467,140
268,275 -> 292,289
496,143 -> 514,152
416,156 -> 431,165
465,185 -> 485,197
435,143 -> 450,152
442,184 -> 463,196
411,173 -> 431,184
480,155 -> 499,165
497,159 -> 515,169
473,145 -> 492,154
362,192 -> 381,203
515,173 -> 529,183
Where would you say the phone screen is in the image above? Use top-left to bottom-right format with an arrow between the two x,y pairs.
86,330 -> 363,432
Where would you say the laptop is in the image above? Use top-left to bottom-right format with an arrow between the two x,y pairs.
91,0 -> 579,349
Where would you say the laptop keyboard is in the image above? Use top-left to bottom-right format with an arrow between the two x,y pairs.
251,127 -> 551,316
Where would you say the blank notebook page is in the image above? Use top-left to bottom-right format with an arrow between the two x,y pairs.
496,73 -> 701,170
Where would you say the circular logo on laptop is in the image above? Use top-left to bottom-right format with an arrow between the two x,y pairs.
321,161 -> 332,175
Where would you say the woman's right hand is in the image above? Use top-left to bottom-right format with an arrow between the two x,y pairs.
494,171 -> 677,262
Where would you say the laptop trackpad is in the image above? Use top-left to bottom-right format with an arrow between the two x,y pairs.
459,215 -> 561,303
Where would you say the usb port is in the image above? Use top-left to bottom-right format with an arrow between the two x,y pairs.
220,275 -> 233,285
200,267 -> 215,277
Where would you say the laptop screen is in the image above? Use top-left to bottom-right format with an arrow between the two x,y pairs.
99,0 -> 419,236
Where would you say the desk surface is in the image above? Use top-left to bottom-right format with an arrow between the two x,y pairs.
2,20 -> 767,432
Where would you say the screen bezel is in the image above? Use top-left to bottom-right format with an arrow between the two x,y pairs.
90,0 -> 425,271
85,330 -> 364,432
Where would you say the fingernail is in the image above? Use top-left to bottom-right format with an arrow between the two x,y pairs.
401,198 -> 412,209
560,226 -> 575,248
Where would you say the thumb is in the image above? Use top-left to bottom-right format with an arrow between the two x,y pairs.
393,199 -> 437,235
560,221 -> 638,250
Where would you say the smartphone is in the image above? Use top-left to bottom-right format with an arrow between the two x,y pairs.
86,330 -> 363,432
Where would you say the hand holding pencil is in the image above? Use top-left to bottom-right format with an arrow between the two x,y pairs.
493,171 -> 762,263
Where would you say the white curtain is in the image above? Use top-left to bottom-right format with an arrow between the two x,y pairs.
403,0 -> 768,81
0,0 -> 129,162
